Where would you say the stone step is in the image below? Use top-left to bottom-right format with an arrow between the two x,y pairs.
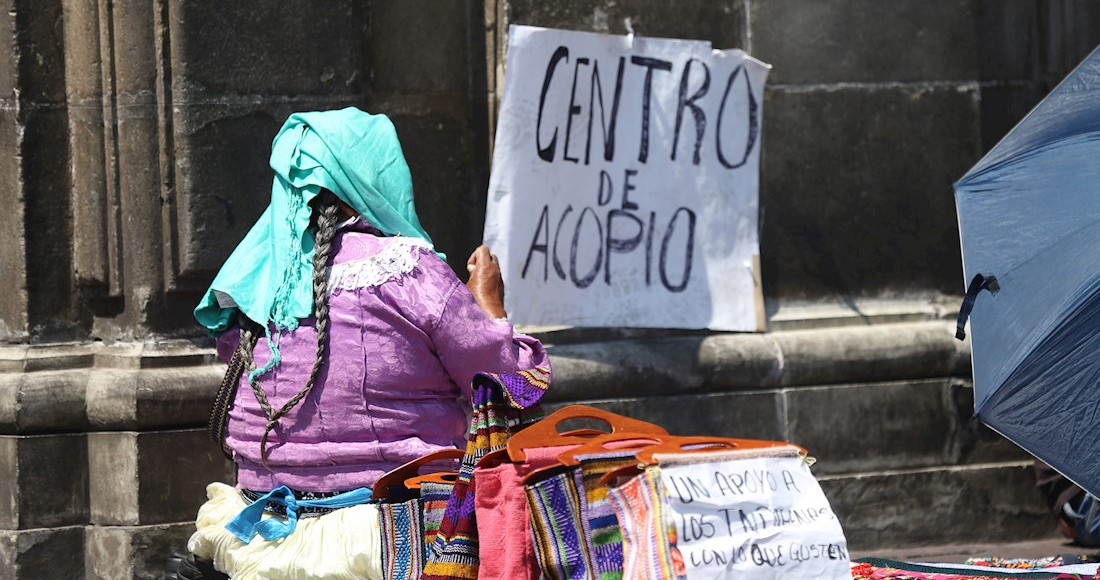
545,377 -> 1029,477
822,462 -> 1054,550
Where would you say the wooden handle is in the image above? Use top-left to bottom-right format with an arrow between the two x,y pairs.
521,432 -> 667,485
404,472 -> 459,490
600,464 -> 644,487
372,448 -> 465,500
634,436 -> 803,466
556,432 -> 671,467
507,405 -> 668,462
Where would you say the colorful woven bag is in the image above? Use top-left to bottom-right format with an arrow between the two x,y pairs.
379,499 -> 425,580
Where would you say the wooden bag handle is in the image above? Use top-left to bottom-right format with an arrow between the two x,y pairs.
634,436 -> 804,466
506,405 -> 668,462
521,431 -> 670,485
404,471 -> 459,490
556,432 -> 672,467
599,436 -> 806,486
372,448 -> 465,500
477,426 -> 625,468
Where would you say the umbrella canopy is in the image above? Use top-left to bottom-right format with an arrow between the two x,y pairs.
954,45 -> 1100,498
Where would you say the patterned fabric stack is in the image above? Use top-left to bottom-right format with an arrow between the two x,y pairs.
376,480 -> 458,580
419,481 -> 454,549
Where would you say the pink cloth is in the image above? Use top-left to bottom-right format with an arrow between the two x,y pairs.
219,220 -> 550,492
474,446 -> 575,580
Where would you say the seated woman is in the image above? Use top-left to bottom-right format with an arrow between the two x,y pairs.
183,108 -> 549,580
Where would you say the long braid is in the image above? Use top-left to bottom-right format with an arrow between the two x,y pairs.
237,322 -> 273,421
255,190 -> 341,464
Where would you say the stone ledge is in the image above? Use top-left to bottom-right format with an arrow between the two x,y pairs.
0,365 -> 222,435
0,525 -> 85,580
546,321 -> 970,401
821,462 -> 1053,550
0,340 -> 217,373
0,433 -> 88,530
0,321 -> 970,433
547,378 -> 1026,476
85,522 -> 195,580
89,429 -> 234,527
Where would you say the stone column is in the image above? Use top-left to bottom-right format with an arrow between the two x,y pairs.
2,0 -> 373,577
0,0 -> 79,343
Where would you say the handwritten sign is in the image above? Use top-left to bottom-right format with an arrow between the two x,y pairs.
659,456 -> 851,580
484,26 -> 769,330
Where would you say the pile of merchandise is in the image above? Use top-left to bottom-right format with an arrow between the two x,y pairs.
374,402 -> 850,580
850,558 -> 1100,580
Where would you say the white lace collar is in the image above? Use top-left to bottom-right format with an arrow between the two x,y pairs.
327,237 -> 434,294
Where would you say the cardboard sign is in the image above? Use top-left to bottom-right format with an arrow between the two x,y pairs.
484,26 -> 770,331
659,456 -> 851,580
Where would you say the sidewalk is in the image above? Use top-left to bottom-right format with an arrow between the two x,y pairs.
852,537 -> 1097,564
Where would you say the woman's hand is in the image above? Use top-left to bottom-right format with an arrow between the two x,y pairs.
466,245 -> 507,319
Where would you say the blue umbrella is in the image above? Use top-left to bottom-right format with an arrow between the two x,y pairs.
954,45 -> 1100,498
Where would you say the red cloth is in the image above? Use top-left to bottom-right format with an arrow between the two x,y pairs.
474,445 -> 576,580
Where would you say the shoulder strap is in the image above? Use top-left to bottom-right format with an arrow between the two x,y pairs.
207,319 -> 261,458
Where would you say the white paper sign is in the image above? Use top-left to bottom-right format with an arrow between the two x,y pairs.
659,456 -> 851,580
485,26 -> 770,330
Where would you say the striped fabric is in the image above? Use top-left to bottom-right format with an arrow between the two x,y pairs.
607,468 -> 687,580
525,453 -> 635,580
419,480 -> 454,548
379,499 -> 424,580
526,471 -> 594,580
576,456 -> 635,580
421,367 -> 550,580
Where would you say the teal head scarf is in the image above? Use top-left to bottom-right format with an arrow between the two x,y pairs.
194,108 -> 440,337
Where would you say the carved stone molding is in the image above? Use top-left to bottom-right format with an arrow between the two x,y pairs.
0,320 -> 969,434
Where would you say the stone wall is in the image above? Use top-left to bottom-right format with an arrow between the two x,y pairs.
1,1 -> 1099,578
492,0 -> 1100,313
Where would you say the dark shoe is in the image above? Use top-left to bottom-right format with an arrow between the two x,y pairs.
1063,494 -> 1100,548
166,551 -> 229,580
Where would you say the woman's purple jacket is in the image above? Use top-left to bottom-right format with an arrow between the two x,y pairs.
217,220 -> 549,492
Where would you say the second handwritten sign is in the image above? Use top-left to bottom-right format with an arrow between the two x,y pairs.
659,456 -> 851,580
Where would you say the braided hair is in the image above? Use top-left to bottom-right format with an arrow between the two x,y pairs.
238,189 -> 341,466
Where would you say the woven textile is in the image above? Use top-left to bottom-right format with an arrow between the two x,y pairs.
525,453 -> 636,580
379,500 -> 424,580
421,367 -> 550,580
239,488 -> 356,519
607,468 -> 687,580
420,480 -> 454,549
526,471 -> 593,580
476,446 -> 573,580
576,456 -> 636,580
